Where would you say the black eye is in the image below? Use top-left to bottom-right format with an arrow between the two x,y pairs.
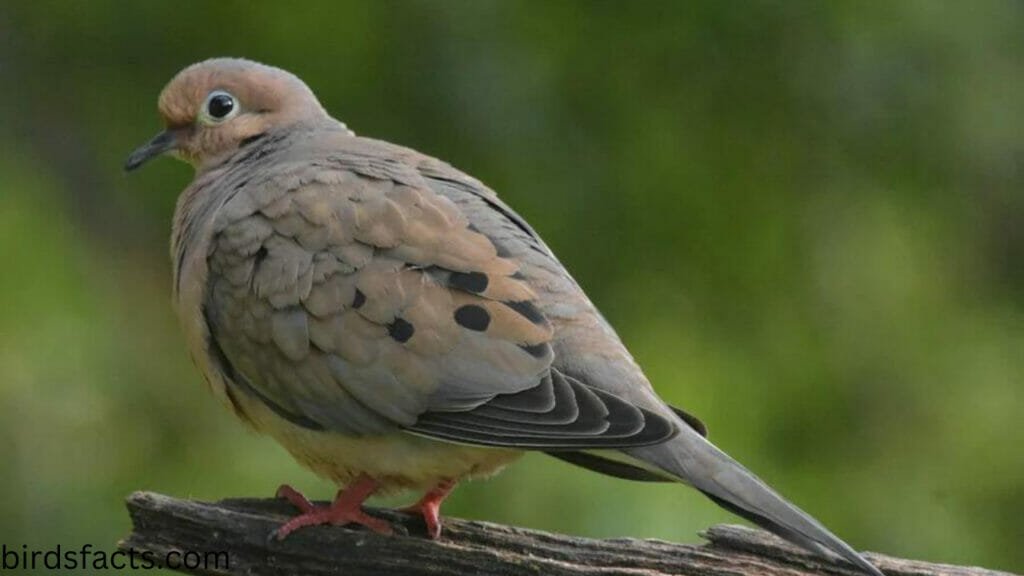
200,90 -> 239,124
207,93 -> 235,119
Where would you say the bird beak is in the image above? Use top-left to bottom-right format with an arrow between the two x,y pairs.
124,129 -> 179,172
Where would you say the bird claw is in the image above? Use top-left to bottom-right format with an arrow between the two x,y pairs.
271,477 -> 393,540
275,484 -> 316,514
399,479 -> 457,540
399,502 -> 443,540
272,506 -> 394,540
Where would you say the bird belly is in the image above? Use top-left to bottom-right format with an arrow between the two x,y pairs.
232,388 -> 523,493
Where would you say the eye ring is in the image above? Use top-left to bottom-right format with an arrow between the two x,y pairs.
199,90 -> 240,124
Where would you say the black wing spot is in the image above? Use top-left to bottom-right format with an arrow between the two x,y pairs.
504,300 -> 546,325
454,305 -> 490,331
387,318 -> 415,343
449,271 -> 489,294
254,245 -> 268,265
248,246 -> 269,290
352,289 -> 366,309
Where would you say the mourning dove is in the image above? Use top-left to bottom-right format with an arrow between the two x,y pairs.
126,58 -> 883,576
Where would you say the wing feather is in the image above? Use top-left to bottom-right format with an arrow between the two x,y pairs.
200,134 -> 678,449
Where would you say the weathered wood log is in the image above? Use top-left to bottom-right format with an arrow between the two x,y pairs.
120,491 -> 1014,576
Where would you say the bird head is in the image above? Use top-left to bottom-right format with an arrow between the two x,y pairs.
125,58 -> 330,172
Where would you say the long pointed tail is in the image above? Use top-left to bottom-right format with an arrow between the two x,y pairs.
626,430 -> 884,576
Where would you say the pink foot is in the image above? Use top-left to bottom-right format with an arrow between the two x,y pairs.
400,479 -> 457,539
272,475 -> 392,540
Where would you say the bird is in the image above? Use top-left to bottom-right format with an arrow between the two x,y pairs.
125,57 -> 883,576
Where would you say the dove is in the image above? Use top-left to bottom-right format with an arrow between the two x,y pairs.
125,58 -> 883,575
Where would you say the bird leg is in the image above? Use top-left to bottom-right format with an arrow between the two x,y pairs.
400,478 -> 457,539
272,474 -> 392,540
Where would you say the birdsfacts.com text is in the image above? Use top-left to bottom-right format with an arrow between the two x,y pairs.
1,543 -> 230,571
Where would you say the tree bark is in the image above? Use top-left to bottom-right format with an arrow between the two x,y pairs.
120,491 -> 1014,576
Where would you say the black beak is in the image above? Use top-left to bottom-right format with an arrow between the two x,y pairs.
124,130 -> 178,172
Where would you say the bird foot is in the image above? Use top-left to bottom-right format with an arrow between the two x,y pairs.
399,479 -> 457,540
272,477 -> 392,540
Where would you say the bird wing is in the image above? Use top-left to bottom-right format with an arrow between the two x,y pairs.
201,131 -> 675,447
416,148 -> 708,432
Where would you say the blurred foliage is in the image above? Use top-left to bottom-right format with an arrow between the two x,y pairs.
1,1 -> 1022,573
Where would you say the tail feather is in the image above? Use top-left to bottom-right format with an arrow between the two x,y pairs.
626,430 -> 884,576
698,489 -> 835,557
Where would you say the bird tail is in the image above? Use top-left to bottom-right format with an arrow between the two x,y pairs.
626,430 -> 884,576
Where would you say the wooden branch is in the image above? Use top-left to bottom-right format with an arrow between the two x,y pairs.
120,491 -> 1012,576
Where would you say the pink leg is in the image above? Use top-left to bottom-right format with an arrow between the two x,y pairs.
401,479 -> 458,539
273,475 -> 392,540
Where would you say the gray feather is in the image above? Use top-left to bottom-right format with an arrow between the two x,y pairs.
627,428 -> 884,576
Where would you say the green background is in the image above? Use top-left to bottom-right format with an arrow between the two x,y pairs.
1,1 -> 1022,573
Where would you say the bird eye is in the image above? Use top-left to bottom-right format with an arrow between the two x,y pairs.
200,90 -> 239,124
